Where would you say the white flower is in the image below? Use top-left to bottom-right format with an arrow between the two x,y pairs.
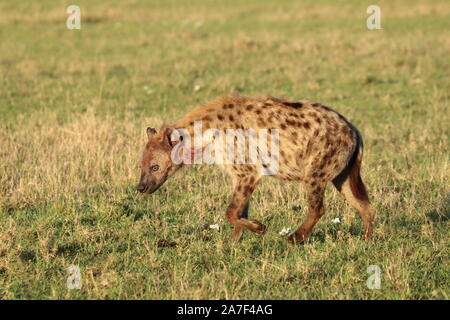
194,20 -> 204,28
143,86 -> 153,95
279,228 -> 294,236
193,85 -> 202,92
209,224 -> 220,230
331,218 -> 341,224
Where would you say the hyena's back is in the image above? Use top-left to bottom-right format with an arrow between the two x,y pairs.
173,96 -> 358,184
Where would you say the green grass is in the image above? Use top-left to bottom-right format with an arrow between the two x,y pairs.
0,0 -> 449,299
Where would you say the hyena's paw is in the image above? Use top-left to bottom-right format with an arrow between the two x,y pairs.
287,231 -> 306,244
247,219 -> 266,235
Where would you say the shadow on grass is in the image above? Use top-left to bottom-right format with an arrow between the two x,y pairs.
56,242 -> 83,257
19,250 -> 36,263
309,221 -> 364,243
121,203 -> 152,221
426,193 -> 449,223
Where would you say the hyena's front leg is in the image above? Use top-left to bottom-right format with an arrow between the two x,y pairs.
226,177 -> 265,241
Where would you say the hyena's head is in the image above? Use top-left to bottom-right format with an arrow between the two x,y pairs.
137,126 -> 182,194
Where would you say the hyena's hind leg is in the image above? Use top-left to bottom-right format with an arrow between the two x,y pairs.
289,183 -> 326,244
226,175 -> 265,241
332,149 -> 375,240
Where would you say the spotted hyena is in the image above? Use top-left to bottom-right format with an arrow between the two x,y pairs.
137,96 -> 375,243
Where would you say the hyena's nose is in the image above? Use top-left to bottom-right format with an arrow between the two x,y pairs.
136,184 -> 147,193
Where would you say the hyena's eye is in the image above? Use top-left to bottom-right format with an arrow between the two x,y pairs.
150,164 -> 160,172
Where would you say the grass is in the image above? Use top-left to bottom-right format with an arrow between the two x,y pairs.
0,0 -> 449,299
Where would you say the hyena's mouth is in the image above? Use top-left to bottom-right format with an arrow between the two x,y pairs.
137,183 -> 153,194
137,181 -> 164,194
137,185 -> 148,193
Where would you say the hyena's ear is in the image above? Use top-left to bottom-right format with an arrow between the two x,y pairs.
161,126 -> 180,148
161,126 -> 183,148
147,127 -> 157,140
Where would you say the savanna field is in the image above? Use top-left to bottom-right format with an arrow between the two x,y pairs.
0,0 -> 449,299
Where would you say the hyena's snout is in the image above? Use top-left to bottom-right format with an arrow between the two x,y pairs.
136,181 -> 157,194
136,173 -> 157,194
136,183 -> 147,193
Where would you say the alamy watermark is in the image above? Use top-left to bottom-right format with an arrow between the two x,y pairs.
66,5 -> 81,30
367,5 -> 382,30
366,265 -> 381,289
66,264 -> 82,290
168,121 -> 280,175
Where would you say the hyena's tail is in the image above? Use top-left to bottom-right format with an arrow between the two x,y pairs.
348,130 -> 370,202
